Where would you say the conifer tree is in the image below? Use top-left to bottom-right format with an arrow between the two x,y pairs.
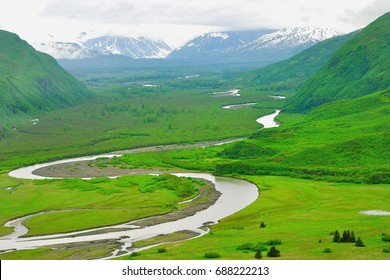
255,250 -> 262,259
260,222 -> 266,228
267,246 -> 281,257
356,237 -> 365,247
333,230 -> 341,243
350,231 -> 356,242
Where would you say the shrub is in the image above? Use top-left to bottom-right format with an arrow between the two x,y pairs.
130,252 -> 140,257
323,248 -> 332,253
265,239 -> 282,246
260,222 -> 266,228
355,237 -> 365,247
204,252 -> 221,259
383,247 -> 390,253
237,243 -> 255,251
382,235 -> 390,242
267,246 -> 281,257
254,250 -> 262,259
158,248 -> 167,253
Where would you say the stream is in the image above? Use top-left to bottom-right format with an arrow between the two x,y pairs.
2,110 -> 281,258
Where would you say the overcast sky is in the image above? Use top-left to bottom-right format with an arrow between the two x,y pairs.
0,0 -> 389,47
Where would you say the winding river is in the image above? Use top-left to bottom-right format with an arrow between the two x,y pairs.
1,110 -> 281,258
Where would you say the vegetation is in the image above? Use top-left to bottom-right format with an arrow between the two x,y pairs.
0,174 -> 201,237
287,12 -> 390,112
240,31 -> 356,91
0,30 -> 91,128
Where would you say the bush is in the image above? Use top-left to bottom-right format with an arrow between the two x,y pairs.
260,222 -> 266,228
130,252 -> 140,257
158,248 -> 167,253
382,235 -> 390,242
237,243 -> 255,251
323,248 -> 332,253
267,246 -> 281,257
254,250 -> 262,259
355,237 -> 365,247
265,239 -> 282,246
204,252 -> 221,259
383,247 -> 390,253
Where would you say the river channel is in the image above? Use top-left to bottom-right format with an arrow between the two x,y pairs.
1,110 -> 280,258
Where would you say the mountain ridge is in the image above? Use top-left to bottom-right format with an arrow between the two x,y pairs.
0,30 -> 91,128
286,12 -> 390,112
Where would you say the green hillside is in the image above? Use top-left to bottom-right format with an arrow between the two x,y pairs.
286,12 -> 390,112
239,31 -> 357,90
0,30 -> 91,128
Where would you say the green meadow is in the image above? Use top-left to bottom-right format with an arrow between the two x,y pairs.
118,176 -> 390,260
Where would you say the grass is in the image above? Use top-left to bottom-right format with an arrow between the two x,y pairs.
126,176 -> 390,260
0,174 -> 200,237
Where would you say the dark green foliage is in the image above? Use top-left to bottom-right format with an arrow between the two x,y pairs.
260,221 -> 266,228
333,230 -> 341,243
267,246 -> 281,257
323,248 -> 332,253
0,30 -> 91,128
287,12 -> 390,112
204,252 -> 221,259
237,242 -> 268,252
265,239 -> 282,246
130,252 -> 140,257
157,248 -> 167,253
242,31 -> 356,90
155,174 -> 197,198
254,250 -> 262,259
382,235 -> 390,242
355,237 -> 365,247
383,247 -> 390,253
334,230 -> 356,243
217,141 -> 277,159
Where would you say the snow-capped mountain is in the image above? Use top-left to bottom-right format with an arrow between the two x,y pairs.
168,30 -> 275,59
33,36 -> 173,59
168,27 -> 344,63
83,36 -> 172,59
241,27 -> 344,51
33,42 -> 94,59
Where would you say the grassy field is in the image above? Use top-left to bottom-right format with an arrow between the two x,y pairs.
0,77 -> 290,173
118,176 -> 390,260
0,174 -> 200,237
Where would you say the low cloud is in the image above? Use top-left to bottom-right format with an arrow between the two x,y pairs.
338,0 -> 390,28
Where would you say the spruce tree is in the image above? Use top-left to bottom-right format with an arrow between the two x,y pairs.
356,237 -> 365,247
255,250 -> 262,259
333,230 -> 341,243
350,231 -> 356,242
267,246 -> 281,257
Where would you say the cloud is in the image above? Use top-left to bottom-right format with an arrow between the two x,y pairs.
338,0 -> 390,28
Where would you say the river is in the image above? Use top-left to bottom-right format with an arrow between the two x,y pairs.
2,110 -> 280,258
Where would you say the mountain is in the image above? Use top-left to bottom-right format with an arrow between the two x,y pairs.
241,31 -> 357,90
214,13 -> 390,184
240,27 -> 342,53
34,36 -> 173,60
0,30 -> 91,128
286,12 -> 390,112
168,27 -> 343,64
83,36 -> 172,59
32,42 -> 95,59
167,30 -> 274,60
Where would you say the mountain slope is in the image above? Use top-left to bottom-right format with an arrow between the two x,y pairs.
167,30 -> 274,60
83,36 -> 172,59
168,28 -> 342,65
241,31 -> 357,89
34,36 -> 173,60
0,30 -> 91,128
286,12 -> 390,112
